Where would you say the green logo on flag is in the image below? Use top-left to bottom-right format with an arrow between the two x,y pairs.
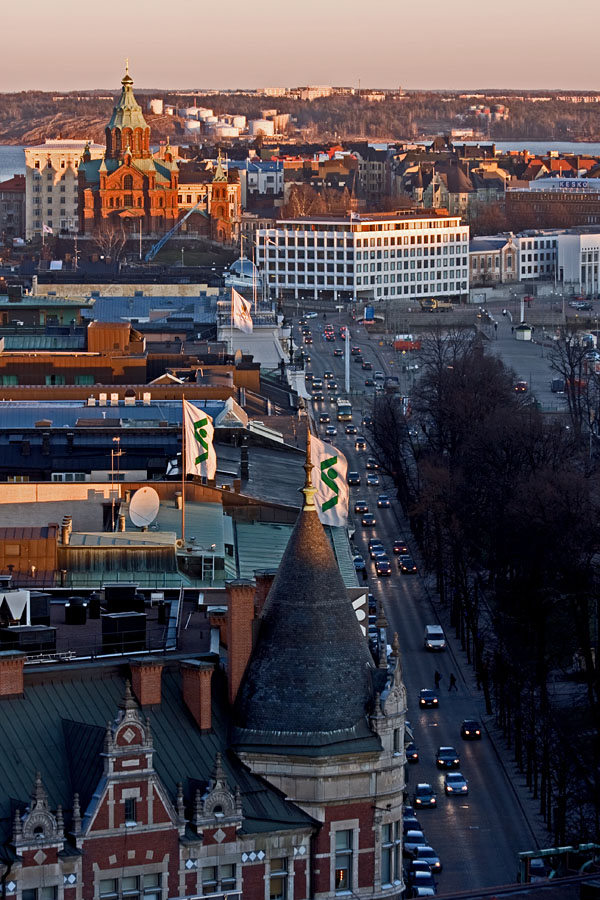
193,417 -> 209,464
320,456 -> 339,511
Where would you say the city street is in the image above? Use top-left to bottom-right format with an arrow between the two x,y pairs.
299,317 -> 548,894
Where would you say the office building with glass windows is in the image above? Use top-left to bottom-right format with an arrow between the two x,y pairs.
257,209 -> 469,302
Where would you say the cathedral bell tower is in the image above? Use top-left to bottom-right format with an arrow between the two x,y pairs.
105,62 -> 151,161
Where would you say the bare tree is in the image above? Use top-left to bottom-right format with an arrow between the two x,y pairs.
92,221 -> 128,263
548,327 -> 592,442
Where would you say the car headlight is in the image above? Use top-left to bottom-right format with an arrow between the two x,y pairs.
433,699 -> 438,705
464,730 -> 470,735
446,786 -> 453,791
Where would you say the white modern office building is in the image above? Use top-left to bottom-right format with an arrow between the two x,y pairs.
24,139 -> 104,240
510,232 -> 559,281
256,210 -> 470,302
557,231 -> 600,296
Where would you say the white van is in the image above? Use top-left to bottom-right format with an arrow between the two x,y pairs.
424,625 -> 446,651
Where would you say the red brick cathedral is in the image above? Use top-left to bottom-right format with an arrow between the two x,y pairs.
79,65 -> 179,235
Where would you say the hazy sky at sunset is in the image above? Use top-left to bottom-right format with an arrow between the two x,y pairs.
2,0 -> 598,92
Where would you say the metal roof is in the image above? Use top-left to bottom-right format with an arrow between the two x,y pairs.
2,335 -> 86,351
0,400 -> 226,429
86,294 -> 219,325
235,519 -> 358,589
0,669 -> 315,844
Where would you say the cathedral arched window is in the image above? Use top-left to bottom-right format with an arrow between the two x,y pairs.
123,175 -> 133,191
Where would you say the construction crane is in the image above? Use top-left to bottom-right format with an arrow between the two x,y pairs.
144,201 -> 204,263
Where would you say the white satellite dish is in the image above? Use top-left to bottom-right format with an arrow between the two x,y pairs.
129,487 -> 160,528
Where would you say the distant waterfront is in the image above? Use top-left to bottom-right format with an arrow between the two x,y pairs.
3,139 -> 600,183
0,146 -> 25,182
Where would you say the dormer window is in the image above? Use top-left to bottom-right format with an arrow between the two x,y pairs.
213,804 -> 224,818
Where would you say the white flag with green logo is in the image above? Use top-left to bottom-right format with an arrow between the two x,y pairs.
310,434 -> 349,527
183,399 -> 217,479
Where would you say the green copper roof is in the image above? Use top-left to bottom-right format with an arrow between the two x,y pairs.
108,67 -> 149,133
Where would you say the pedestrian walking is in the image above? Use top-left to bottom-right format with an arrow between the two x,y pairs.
434,670 -> 441,689
448,673 -> 458,691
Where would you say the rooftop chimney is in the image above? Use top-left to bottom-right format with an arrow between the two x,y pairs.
181,660 -> 214,730
226,580 -> 256,706
130,657 -> 164,707
0,651 -> 24,698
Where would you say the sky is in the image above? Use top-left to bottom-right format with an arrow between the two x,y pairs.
2,0 -> 599,92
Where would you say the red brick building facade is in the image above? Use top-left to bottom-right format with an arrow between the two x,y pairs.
0,478 -> 407,900
79,68 -> 179,237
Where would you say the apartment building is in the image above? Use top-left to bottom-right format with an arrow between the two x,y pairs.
557,231 -> 600,295
25,139 -> 104,240
0,174 -> 25,240
257,210 -> 469,302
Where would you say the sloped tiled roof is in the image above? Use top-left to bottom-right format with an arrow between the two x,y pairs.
232,498 -> 379,756
0,666 -> 315,844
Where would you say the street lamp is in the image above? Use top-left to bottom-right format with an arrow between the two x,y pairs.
181,247 -> 185,268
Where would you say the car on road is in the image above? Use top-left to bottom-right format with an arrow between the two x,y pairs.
323,371 -> 334,380
514,380 -> 528,392
304,334 -> 313,344
403,805 -> 417,821
319,413 -> 330,423
365,378 -> 376,387
325,425 -> 337,436
419,689 -> 439,709
333,348 -> 344,357
353,554 -> 366,572
436,746 -> 460,769
366,456 -> 379,469
404,830 -> 428,856
362,360 -> 373,370
403,815 -> 421,835
312,391 -> 324,401
347,471 -> 361,486
414,846 -> 442,873
393,540 -> 409,555
361,512 -> 376,526
414,783 -> 437,808
410,869 -> 437,897
424,625 -> 446,651
327,381 -> 338,390
305,311 -> 317,319
368,539 -> 385,557
304,372 -> 313,382
368,592 -> 376,613
355,437 -> 367,451
399,556 -> 417,574
375,557 -> 392,576
345,424 -> 358,434
445,772 -> 468,795
366,473 -> 380,487
406,742 -> 419,763
377,494 -> 390,508
461,719 -> 482,740
351,345 -> 361,355
312,377 -> 323,388
325,333 -> 336,342
363,415 -> 373,426
354,499 -> 369,513
374,370 -> 385,381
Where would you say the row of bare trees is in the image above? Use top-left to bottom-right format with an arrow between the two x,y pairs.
370,327 -> 600,842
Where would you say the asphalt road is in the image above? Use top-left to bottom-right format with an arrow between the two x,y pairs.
299,316 -> 543,895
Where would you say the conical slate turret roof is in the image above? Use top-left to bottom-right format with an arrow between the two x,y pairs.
232,455 -> 378,756
108,65 -> 148,132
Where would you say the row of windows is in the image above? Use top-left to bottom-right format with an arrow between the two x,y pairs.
100,872 -> 161,900
271,231 -> 466,248
0,375 -> 94,386
33,159 -> 80,170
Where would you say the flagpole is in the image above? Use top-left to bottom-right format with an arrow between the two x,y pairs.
230,286 -> 234,354
181,396 -> 186,544
252,244 -> 257,315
